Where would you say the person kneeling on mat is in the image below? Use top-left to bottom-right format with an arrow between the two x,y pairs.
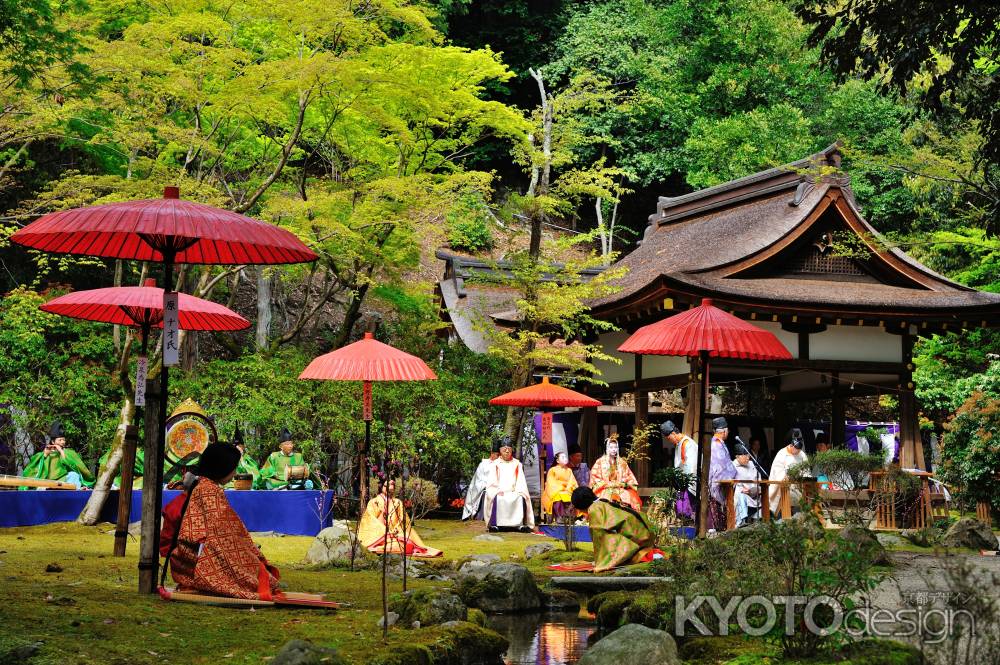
160,442 -> 280,600
571,486 -> 664,573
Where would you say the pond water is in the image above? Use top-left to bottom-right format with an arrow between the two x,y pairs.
489,611 -> 599,665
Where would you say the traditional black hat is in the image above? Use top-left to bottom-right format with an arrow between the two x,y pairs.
660,420 -> 679,436
196,443 -> 242,481
491,439 -> 503,454
786,427 -> 804,449
567,443 -> 583,456
232,423 -> 245,448
278,427 -> 293,444
49,421 -> 65,440
571,486 -> 597,511
498,435 -> 513,450
712,416 -> 728,431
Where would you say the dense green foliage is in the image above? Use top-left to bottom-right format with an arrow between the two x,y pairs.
940,391 -> 1000,511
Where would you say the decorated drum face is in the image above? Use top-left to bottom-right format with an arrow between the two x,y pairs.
285,464 -> 308,481
165,412 -> 216,466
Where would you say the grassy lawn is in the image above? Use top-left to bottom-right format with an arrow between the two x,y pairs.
0,520 -> 590,665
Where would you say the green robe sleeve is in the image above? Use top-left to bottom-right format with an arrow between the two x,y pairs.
61,449 -> 95,488
18,453 -> 47,490
588,501 -> 654,572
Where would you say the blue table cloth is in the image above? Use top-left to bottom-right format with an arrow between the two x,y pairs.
0,489 -> 337,536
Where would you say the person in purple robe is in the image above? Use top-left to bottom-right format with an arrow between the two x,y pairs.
708,416 -> 737,530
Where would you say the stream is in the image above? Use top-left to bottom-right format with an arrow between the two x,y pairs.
489,611 -> 599,665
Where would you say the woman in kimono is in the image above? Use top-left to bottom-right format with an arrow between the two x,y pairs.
590,434 -> 642,511
541,452 -> 578,522
571,486 -> 663,572
358,478 -> 442,557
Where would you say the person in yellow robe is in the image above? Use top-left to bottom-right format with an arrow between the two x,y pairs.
590,434 -> 642,511
357,478 -> 442,558
541,452 -> 578,522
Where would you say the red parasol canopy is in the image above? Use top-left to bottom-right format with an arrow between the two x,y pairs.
11,186 -> 316,265
40,279 -> 249,331
489,376 -> 601,409
299,332 -> 437,382
618,298 -> 792,360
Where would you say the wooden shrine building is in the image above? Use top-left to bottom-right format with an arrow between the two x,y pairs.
438,144 -> 1000,487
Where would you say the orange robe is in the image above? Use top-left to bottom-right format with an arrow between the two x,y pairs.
591,455 -> 642,511
168,478 -> 280,600
357,494 -> 443,558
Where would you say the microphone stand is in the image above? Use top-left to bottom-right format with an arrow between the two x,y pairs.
735,437 -> 768,480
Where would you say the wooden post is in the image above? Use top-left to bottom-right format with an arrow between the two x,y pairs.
113,424 -> 140,557
899,334 -> 923,469
579,406 -> 598,464
633,354 -> 650,487
695,352 -> 711,537
138,378 -> 162,594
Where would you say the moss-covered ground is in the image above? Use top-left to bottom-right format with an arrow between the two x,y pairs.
0,520 -> 591,665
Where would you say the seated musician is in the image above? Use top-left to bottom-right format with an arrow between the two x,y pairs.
98,447 -> 145,489
358,478 -> 442,557
259,428 -> 314,490
21,422 -> 95,489
160,443 -> 280,600
483,441 -> 535,533
225,426 -> 261,489
541,452 -> 578,523
571,486 -> 664,573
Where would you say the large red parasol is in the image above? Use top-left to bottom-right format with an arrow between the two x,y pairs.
41,278 -> 250,333
618,298 -> 791,536
40,278 -> 249,557
10,186 -> 316,593
490,376 -> 600,507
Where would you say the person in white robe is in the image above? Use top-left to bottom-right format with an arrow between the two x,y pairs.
768,428 -> 809,515
484,441 -> 534,532
733,447 -> 761,526
462,440 -> 500,520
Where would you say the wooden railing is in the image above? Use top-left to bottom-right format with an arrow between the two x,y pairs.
717,479 -> 803,531
869,470 -> 939,531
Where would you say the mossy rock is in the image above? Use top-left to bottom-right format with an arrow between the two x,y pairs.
366,622 -> 508,665
455,563 -> 542,613
834,638 -> 922,665
389,588 -> 467,627
587,591 -> 634,628
466,608 -> 488,627
678,636 -> 921,665
541,587 -> 581,611
534,548 -> 593,564
621,592 -> 664,628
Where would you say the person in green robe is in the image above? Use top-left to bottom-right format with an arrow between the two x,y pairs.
225,426 -> 262,489
571,486 -> 664,572
259,428 -> 314,490
97,447 -> 145,489
20,422 -> 95,490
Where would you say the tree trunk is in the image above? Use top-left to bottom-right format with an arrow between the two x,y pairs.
77,396 -> 136,525
256,267 -> 273,350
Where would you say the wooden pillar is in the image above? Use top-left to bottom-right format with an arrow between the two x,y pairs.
831,372 -> 846,448
683,358 -> 704,440
899,334 -> 923,469
694,352 -> 711,537
113,424 -> 140,557
773,372 -> 788,452
138,378 -> 162,594
633,354 -> 650,487
579,406 -> 599,464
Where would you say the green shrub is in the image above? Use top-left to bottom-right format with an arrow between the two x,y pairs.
940,390 -> 1000,512
447,194 -> 493,252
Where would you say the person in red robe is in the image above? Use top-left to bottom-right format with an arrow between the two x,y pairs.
160,443 -> 280,600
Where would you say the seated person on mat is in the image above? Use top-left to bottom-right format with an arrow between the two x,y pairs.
541,452 -> 578,523
259,428 -> 314,490
160,443 -> 280,600
571,486 -> 664,573
484,440 -> 535,533
21,422 -> 95,489
225,426 -> 262,489
358,478 -> 442,557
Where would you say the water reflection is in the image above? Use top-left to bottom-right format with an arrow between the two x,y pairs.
489,612 -> 598,665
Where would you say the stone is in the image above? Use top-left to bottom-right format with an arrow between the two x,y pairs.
271,639 -> 346,665
458,554 -> 501,575
875,533 -> 904,547
941,518 -> 999,550
542,588 -> 581,611
578,623 -> 680,665
0,642 -> 43,663
473,534 -> 504,542
384,555 -> 431,580
377,612 -> 399,628
900,528 -> 939,548
45,563 -> 63,573
523,542 -> 556,559
456,562 -> 542,613
836,526 -> 889,565
303,522 -> 360,565
390,588 -> 468,627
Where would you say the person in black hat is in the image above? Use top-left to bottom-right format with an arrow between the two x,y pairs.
19,421 -> 95,489
462,438 -> 502,520
707,417 -> 737,530
661,420 -> 697,519
767,427 -> 809,515
567,443 -> 590,487
224,424 -> 262,489
259,428 -> 313,490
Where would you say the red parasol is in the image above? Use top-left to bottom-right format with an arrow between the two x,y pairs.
9,186 -> 315,592
618,298 -> 792,360
618,298 -> 791,536
41,279 -> 250,332
10,187 -> 316,265
490,376 -> 600,508
489,376 -> 601,408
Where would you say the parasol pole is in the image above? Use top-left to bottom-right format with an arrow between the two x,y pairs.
361,380 -> 372,521
695,350 -> 711,537
113,322 -> 149,557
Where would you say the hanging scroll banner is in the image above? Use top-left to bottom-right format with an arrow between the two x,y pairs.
363,381 -> 373,421
540,412 -> 553,444
163,291 -> 180,366
135,356 -> 148,406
